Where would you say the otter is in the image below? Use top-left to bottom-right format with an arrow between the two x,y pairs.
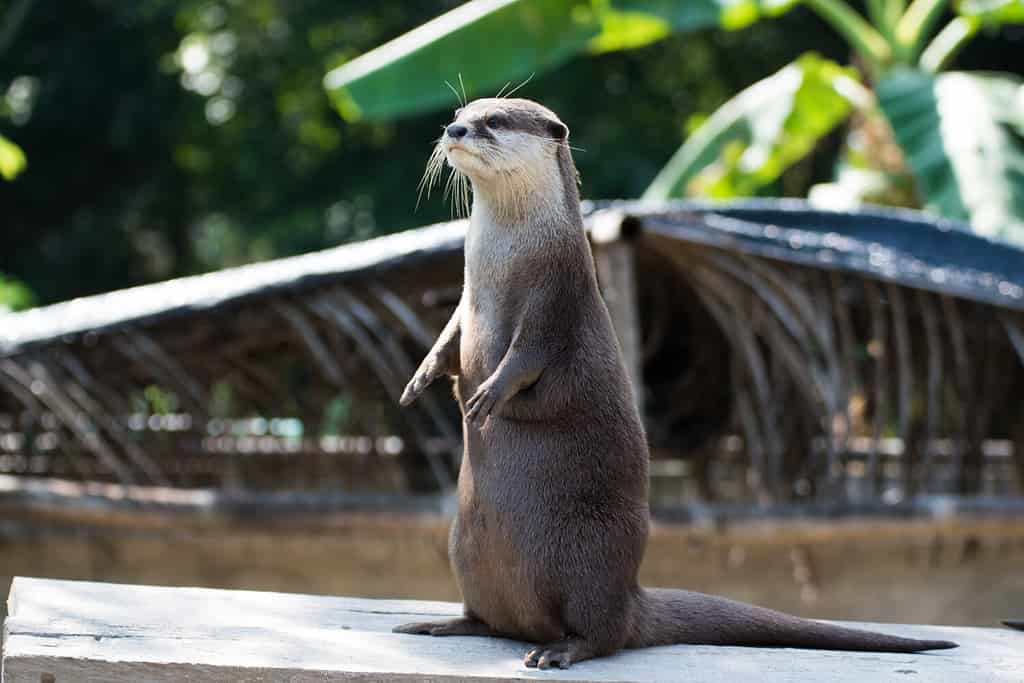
394,97 -> 957,669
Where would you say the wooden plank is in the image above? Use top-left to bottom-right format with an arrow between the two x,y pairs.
4,578 -> 1022,682
592,237 -> 644,418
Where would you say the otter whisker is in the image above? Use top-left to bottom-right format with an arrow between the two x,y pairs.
445,80 -> 466,107
458,73 -> 468,106
416,141 -> 447,210
431,153 -> 446,189
442,166 -> 458,201
417,159 -> 435,205
442,166 -> 473,220
441,162 -> 468,220
443,171 -> 459,220
453,171 -> 462,217
535,138 -> 586,153
458,171 -> 471,219
495,80 -> 513,98
424,140 -> 444,174
503,72 -> 534,99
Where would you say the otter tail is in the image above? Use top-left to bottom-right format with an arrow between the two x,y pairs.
629,588 -> 957,653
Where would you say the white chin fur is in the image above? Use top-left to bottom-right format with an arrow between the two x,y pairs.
438,132 -> 564,222
445,147 -> 490,178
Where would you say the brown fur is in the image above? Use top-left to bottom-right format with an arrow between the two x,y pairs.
394,98 -> 957,669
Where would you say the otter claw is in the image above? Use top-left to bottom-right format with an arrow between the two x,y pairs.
400,377 -> 423,406
524,646 -> 572,669
401,361 -> 440,406
464,383 -> 498,425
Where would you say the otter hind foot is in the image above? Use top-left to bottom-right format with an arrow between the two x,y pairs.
524,637 -> 598,670
392,617 -> 493,637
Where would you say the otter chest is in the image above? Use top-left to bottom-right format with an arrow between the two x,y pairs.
463,213 -> 522,283
460,217 -> 525,377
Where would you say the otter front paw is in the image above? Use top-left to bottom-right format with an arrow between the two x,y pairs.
464,377 -> 506,426
400,358 -> 441,406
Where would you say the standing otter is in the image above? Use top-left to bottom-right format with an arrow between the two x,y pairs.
394,97 -> 957,669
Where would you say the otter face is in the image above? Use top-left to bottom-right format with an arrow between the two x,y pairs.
419,98 -> 571,218
441,98 -> 568,180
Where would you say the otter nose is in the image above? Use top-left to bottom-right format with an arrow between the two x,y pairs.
446,124 -> 468,139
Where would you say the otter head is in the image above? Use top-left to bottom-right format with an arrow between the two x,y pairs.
420,98 -> 577,221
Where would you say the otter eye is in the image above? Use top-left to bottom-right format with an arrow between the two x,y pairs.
486,114 -> 508,129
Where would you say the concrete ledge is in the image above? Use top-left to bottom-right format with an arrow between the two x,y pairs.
3,578 -> 1021,682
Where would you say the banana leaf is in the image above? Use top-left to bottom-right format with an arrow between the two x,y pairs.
324,0 -> 796,121
877,69 -> 1024,247
643,53 -> 864,199
958,0 -> 1024,24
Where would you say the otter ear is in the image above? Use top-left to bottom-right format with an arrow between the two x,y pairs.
547,119 -> 568,141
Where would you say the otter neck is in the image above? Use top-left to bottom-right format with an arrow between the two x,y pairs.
468,172 -> 567,228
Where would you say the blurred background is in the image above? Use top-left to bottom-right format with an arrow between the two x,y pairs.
3,0 -> 1022,308
2,0 -> 1024,639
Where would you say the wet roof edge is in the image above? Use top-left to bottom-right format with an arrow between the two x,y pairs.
3,200 -> 1022,355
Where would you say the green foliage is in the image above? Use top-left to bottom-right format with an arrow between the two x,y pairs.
587,7 -> 672,53
321,394 -> 353,436
6,0 -> 858,309
644,53 -> 862,199
877,69 -> 1024,245
0,2 -> 473,304
325,0 -> 803,121
324,0 -> 1024,244
326,0 -> 601,121
0,134 -> 25,180
143,385 -> 178,415
0,272 -> 34,312
605,0 -> 798,32
1,1 -> 1022,312
958,0 -> 1024,23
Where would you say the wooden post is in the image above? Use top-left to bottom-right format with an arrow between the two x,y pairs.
591,210 -> 644,420
3,577 -> 1003,682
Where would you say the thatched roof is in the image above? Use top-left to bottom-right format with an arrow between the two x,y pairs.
4,199 -> 1022,355
0,220 -> 467,355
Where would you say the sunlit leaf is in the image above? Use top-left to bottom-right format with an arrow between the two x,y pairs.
324,0 -> 601,121
810,107 -> 921,210
0,273 -> 35,313
809,160 -> 918,210
643,53 -> 864,199
324,0 -> 799,121
877,69 -> 1024,247
610,0 -> 798,32
958,0 -> 1024,24
588,9 -> 671,53
0,135 -> 27,180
